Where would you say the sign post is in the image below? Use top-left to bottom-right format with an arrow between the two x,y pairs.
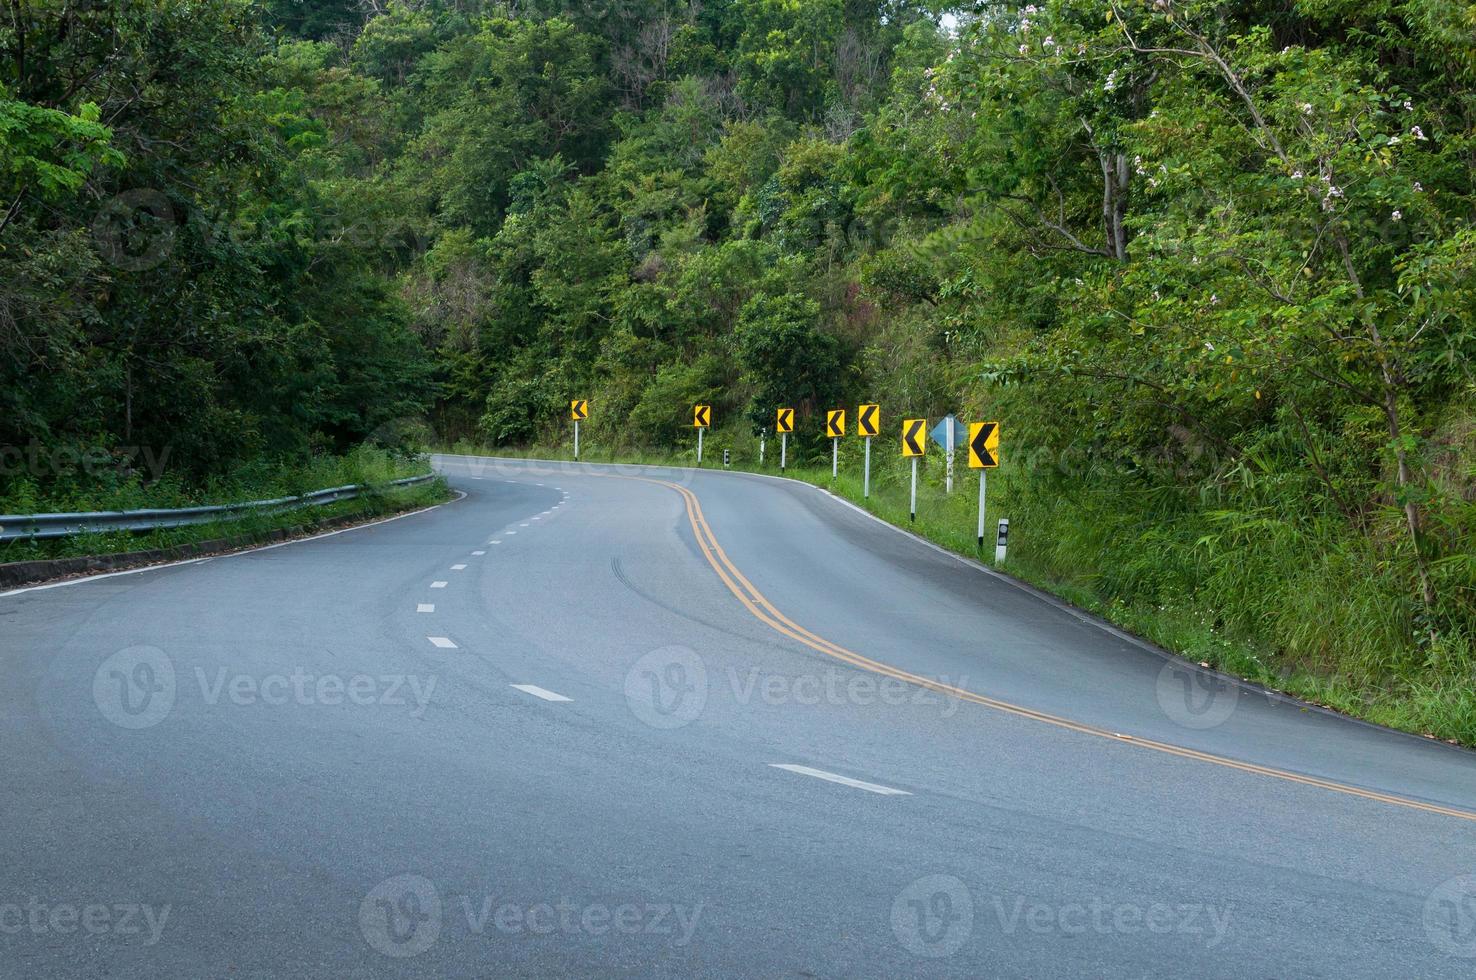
929,415 -> 965,494
570,400 -> 588,460
693,405 -> 710,464
760,429 -> 766,466
902,418 -> 926,523
776,408 -> 794,472
825,410 -> 845,479
858,404 -> 879,498
967,421 -> 1001,553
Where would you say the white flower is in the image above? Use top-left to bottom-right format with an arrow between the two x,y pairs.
1299,102 -> 1313,114
1411,125 -> 1427,140
1403,99 -> 1413,111
1291,170 -> 1303,180
1388,135 -> 1401,145
1019,44 -> 1029,55
1210,294 -> 1219,305
1205,340 -> 1215,350
1413,181 -> 1423,193
1391,210 -> 1402,221
1024,4 -> 1038,12
1105,70 -> 1119,91
1043,35 -> 1056,48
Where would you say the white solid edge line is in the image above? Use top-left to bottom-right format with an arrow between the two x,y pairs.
768,764 -> 911,796
0,489 -> 464,600
511,684 -> 571,702
417,604 -> 435,613
428,636 -> 458,649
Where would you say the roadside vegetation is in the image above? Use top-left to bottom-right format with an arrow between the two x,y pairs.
0,448 -> 447,563
5,2 -> 1472,738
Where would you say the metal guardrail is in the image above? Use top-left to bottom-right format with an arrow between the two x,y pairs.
0,474 -> 436,542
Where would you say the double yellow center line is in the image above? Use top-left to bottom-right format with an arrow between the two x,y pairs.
639,474 -> 1476,824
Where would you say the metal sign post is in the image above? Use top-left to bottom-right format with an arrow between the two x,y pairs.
760,430 -> 766,466
693,405 -> 710,464
858,404 -> 879,497
946,423 -> 954,493
570,401 -> 589,460
977,471 -> 986,550
967,421 -> 1001,553
910,456 -> 918,522
902,418 -> 926,522
776,408 -> 793,472
825,409 -> 844,480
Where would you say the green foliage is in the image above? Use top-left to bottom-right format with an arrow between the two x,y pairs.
4,0 -> 1474,737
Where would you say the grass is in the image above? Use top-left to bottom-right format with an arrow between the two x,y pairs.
440,432 -> 1476,747
0,448 -> 449,565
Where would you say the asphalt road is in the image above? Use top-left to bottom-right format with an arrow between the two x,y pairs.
3,453 -> 1475,978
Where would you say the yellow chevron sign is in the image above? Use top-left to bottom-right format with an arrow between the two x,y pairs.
776,408 -> 794,433
693,405 -> 711,428
570,399 -> 588,421
825,409 -> 845,437
902,419 -> 926,457
968,421 -> 1000,468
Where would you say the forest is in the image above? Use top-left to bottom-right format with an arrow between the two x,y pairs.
3,0 -> 1474,735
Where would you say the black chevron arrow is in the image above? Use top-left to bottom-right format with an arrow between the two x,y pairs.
970,422 -> 997,466
903,419 -> 925,455
859,404 -> 878,435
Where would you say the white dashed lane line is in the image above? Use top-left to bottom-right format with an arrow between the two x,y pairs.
451,564 -> 467,571
768,764 -> 911,796
431,581 -> 448,589
428,636 -> 459,650
472,550 -> 485,556
510,684 -> 572,703
417,604 -> 435,614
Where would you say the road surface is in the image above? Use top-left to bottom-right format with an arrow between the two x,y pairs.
3,453 -> 1475,977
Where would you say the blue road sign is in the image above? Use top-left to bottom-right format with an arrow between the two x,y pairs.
930,415 -> 967,450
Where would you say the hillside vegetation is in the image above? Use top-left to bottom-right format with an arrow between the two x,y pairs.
4,1 -> 1474,736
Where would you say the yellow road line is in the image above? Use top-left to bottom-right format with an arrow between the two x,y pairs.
628,473 -> 1476,824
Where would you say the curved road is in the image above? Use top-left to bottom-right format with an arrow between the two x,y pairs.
3,453 -> 1475,977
